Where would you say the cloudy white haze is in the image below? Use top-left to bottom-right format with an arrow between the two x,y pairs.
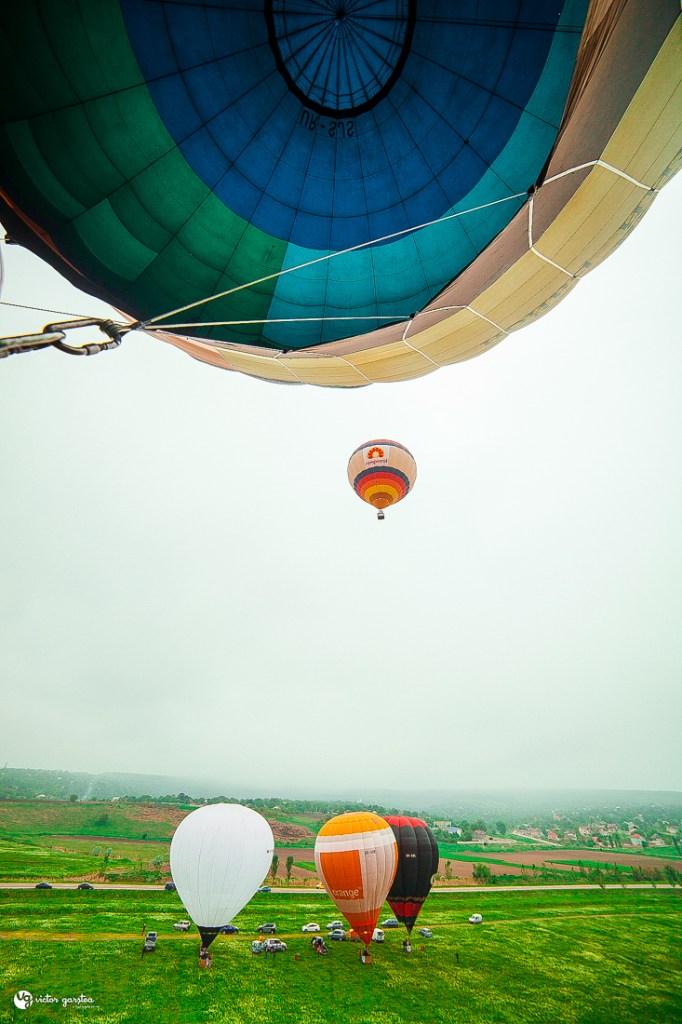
1,175 -> 680,797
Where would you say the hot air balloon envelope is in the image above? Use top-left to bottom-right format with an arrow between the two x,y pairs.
385,816 -> 439,933
1,2 -> 679,384
315,811 -> 397,947
348,440 -> 417,516
170,803 -> 274,949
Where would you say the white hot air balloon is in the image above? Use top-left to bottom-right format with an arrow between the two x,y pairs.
170,803 -> 274,956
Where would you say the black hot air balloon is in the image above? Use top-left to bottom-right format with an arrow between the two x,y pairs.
385,816 -> 439,934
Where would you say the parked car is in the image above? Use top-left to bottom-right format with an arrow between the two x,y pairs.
257,886 -> 271,893
35,882 -> 52,889
381,918 -> 400,928
164,882 -> 176,892
252,938 -> 287,954
301,922 -> 320,932
326,920 -> 343,930
418,927 -> 433,938
328,929 -> 346,941
76,882 -> 94,890
468,913 -> 483,925
143,931 -> 158,952
219,924 -> 239,934
256,922 -> 277,934
262,938 -> 287,953
173,920 -> 191,931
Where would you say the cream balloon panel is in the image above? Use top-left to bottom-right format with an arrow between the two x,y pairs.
169,804 -> 274,930
347,444 -> 417,488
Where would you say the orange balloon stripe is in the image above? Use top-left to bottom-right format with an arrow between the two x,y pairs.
353,470 -> 409,507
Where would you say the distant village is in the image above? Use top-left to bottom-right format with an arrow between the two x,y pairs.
429,817 -> 680,850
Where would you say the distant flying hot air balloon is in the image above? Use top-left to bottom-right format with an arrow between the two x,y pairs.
315,812 -> 398,954
348,440 -> 417,520
385,817 -> 439,936
170,803 -> 274,958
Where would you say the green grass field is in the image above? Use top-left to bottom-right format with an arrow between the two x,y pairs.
0,802 -> 175,842
1,888 -> 680,1023
618,846 -> 681,859
437,841 -> 547,856
0,835 -> 169,884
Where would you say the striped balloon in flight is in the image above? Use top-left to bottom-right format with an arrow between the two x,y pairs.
315,812 -> 398,949
347,440 -> 417,520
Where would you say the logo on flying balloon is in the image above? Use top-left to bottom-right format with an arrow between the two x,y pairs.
364,445 -> 389,468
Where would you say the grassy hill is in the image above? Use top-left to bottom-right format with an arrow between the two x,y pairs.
0,799 -> 320,842
0,800 -> 320,883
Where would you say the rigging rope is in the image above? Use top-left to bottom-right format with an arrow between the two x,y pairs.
0,299 -> 99,320
138,190 -> 530,329
0,158 -> 660,359
139,158 -> 657,334
150,315 -> 412,330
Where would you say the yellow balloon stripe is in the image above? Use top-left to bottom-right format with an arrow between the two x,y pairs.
363,483 -> 401,503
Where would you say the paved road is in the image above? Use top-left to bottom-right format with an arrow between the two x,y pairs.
0,882 -> 674,893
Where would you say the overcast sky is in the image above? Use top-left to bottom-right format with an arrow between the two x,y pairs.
1,173 -> 680,797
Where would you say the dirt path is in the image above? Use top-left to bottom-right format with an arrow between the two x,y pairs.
439,849 -> 682,875
478,848 -> 682,868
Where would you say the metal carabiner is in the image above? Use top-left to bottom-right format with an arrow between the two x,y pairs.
44,318 -> 125,356
0,317 -> 126,359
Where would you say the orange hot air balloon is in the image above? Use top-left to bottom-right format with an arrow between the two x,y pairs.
314,812 -> 398,950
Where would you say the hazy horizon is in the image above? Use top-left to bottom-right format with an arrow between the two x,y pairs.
1,175 -> 681,795
4,764 -> 682,823
6,762 -> 682,797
